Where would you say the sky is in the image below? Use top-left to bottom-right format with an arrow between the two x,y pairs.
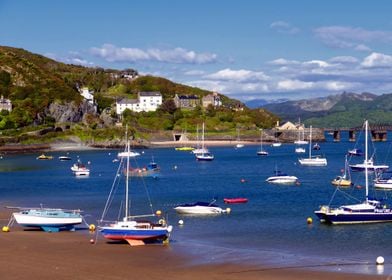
2,0 -> 392,102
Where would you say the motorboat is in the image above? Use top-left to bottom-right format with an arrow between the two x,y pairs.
58,155 -> 71,161
312,143 -> 321,150
36,154 -> 53,160
174,200 -> 229,215
117,150 -> 141,158
348,148 -> 363,156
315,120 -> 392,224
10,207 -> 83,232
295,147 -> 306,153
266,170 -> 298,184
374,171 -> 392,189
349,158 -> 388,172
71,161 -> 90,176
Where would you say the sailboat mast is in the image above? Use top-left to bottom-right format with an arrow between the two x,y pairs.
365,120 -> 369,202
202,123 -> 205,150
309,126 -> 312,159
125,137 -> 130,221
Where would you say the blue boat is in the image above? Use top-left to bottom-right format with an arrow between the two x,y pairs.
11,207 -> 83,232
315,120 -> 392,224
100,139 -> 172,246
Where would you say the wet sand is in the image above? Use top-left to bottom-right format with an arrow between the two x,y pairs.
0,216 -> 385,280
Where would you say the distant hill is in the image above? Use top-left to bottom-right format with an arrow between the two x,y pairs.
261,92 -> 392,127
244,98 -> 290,109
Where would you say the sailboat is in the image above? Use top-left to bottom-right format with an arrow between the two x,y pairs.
257,129 -> 268,156
315,120 -> 392,224
195,123 -> 214,161
298,126 -> 327,166
99,140 -> 173,246
235,127 -> 244,148
192,124 -> 209,155
294,119 -> 308,145
331,155 -> 352,187
271,127 -> 281,147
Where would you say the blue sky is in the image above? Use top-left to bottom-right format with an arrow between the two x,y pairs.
2,0 -> 392,101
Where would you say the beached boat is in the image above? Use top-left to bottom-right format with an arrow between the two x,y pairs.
36,154 -> 53,160
71,161 -> 90,176
223,198 -> 248,204
315,120 -> 392,224
174,200 -> 228,215
257,130 -> 268,156
266,170 -> 298,184
99,140 -> 172,246
298,126 -> 327,166
10,206 -> 83,232
331,155 -> 352,187
195,123 -> 214,161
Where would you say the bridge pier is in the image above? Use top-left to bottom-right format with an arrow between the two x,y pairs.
348,130 -> 356,142
333,130 -> 340,142
371,130 -> 387,142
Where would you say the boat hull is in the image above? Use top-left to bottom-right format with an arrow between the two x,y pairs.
298,158 -> 327,166
13,211 -> 82,232
174,206 -> 223,214
224,198 -> 248,204
315,211 -> 392,224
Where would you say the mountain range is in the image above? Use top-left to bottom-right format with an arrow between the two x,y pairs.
260,92 -> 392,128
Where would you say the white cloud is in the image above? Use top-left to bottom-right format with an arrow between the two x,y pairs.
268,58 -> 300,66
329,56 -> 359,64
270,21 -> 300,34
90,44 -> 217,64
277,79 -> 314,91
361,52 -> 392,68
184,70 -> 205,76
314,26 -> 392,51
205,68 -> 269,83
45,52 -> 94,66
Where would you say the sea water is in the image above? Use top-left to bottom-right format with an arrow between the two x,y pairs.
1,132 -> 392,276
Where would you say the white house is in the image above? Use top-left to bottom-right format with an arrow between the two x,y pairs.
80,87 -> 94,105
116,91 -> 162,115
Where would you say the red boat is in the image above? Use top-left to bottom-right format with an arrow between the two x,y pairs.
223,198 -> 248,204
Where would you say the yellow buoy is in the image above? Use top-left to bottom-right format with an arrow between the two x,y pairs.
226,208 -> 231,214
2,226 -> 9,232
156,210 -> 162,216
89,224 -> 96,231
307,217 -> 313,224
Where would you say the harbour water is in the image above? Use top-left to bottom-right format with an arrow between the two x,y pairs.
1,131 -> 392,276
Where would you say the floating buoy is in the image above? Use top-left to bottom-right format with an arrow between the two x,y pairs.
240,178 -> 246,183
90,238 -> 95,244
356,185 -> 362,189
178,219 -> 184,225
307,217 -> 313,224
296,181 -> 301,186
173,165 -> 178,170
89,224 -> 96,232
376,256 -> 385,265
226,207 -> 232,214
156,210 -> 162,216
2,226 -> 9,232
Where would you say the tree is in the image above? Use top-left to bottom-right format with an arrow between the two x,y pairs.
159,99 -> 177,114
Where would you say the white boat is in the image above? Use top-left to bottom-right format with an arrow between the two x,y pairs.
298,126 -> 327,166
11,206 -> 83,232
294,120 -> 308,145
117,150 -> 141,158
174,200 -> 228,215
295,147 -> 306,153
257,129 -> 268,156
266,170 -> 298,184
374,171 -> 392,189
195,123 -> 214,161
99,139 -> 172,246
59,155 -> 71,161
315,120 -> 392,224
271,127 -> 281,147
235,127 -> 245,148
349,158 -> 389,172
71,161 -> 90,176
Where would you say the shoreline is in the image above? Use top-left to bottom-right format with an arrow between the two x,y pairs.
0,221 -> 384,280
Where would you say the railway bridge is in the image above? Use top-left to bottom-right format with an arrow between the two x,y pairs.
325,124 -> 392,142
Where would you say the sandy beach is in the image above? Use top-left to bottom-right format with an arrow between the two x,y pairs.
0,208 -> 385,280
